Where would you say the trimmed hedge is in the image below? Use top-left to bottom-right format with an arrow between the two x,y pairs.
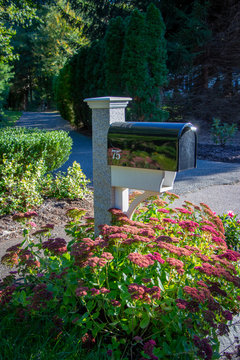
0,127 -> 72,172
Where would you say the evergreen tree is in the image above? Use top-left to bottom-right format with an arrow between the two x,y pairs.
0,0 -> 37,114
104,16 -> 125,96
121,10 -> 148,120
55,61 -> 75,123
160,0 -> 210,76
71,47 -> 90,128
84,40 -> 106,99
144,3 -> 168,121
0,63 -> 13,115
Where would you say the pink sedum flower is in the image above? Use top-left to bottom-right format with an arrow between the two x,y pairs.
128,253 -> 154,268
157,208 -> 170,214
147,252 -> 165,264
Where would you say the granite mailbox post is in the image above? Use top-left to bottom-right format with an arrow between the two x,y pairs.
84,97 -> 197,235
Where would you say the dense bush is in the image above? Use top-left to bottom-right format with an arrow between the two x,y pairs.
211,118 -> 238,147
54,4 -> 168,129
0,156 -> 46,214
1,194 -> 240,359
54,63 -> 75,126
0,159 -> 90,215
42,161 -> 90,200
220,211 -> 240,251
0,63 -> 14,117
0,127 -> 72,172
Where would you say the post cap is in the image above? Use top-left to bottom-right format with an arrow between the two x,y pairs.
84,96 -> 132,109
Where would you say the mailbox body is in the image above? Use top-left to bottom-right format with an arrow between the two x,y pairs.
108,122 -> 197,172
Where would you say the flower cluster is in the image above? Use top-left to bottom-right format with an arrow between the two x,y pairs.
201,225 -> 221,237
28,284 -> 53,311
1,252 -> 19,267
156,240 -> 192,257
12,211 -> 38,221
128,283 -> 161,303
147,252 -> 165,264
184,286 -> 211,303
122,235 -> 151,246
75,284 -> 110,298
156,235 -> 179,243
166,257 -> 185,274
178,220 -> 199,232
140,340 -> 158,360
70,237 -> 95,266
1,243 -> 40,269
83,256 -> 107,268
176,207 -> 192,215
70,237 -> 108,267
0,285 -> 16,305
157,208 -> 169,214
193,336 -> 213,360
42,238 -> 67,255
212,236 -> 227,247
128,253 -> 155,268
218,249 -> 240,262
162,218 -> 177,224
195,262 -> 240,288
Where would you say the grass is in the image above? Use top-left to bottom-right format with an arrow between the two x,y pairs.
0,109 -> 22,127
0,316 -> 99,360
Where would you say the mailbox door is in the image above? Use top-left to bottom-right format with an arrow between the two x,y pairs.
178,127 -> 197,170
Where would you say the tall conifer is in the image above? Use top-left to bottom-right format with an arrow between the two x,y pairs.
104,16 -> 125,96
144,3 -> 168,121
121,9 -> 148,120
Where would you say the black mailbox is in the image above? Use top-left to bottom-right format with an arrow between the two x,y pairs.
108,122 -> 197,172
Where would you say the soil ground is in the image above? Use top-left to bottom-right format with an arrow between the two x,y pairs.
192,118 -> 240,163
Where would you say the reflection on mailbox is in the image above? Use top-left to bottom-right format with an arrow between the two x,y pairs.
108,122 -> 197,172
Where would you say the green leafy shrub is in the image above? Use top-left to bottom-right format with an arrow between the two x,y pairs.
220,211 -> 240,251
0,156 -> 90,215
1,195 -> 240,359
0,155 -> 46,214
0,63 -> 14,114
0,127 -> 72,172
42,161 -> 90,199
0,110 -> 22,127
211,118 -> 237,147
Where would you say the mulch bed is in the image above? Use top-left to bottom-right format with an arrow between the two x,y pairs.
198,143 -> 240,163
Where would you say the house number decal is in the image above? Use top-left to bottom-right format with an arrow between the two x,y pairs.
112,149 -> 121,160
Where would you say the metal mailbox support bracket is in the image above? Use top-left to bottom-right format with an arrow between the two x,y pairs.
112,169 -> 176,219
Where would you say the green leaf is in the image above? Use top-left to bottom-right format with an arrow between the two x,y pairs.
63,296 -> 69,305
140,312 -> 150,329
177,287 -> 183,298
157,276 -> 165,291
92,323 -> 106,338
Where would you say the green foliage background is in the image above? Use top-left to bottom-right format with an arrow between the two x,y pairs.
1,1 -> 238,124
54,4 -> 169,128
